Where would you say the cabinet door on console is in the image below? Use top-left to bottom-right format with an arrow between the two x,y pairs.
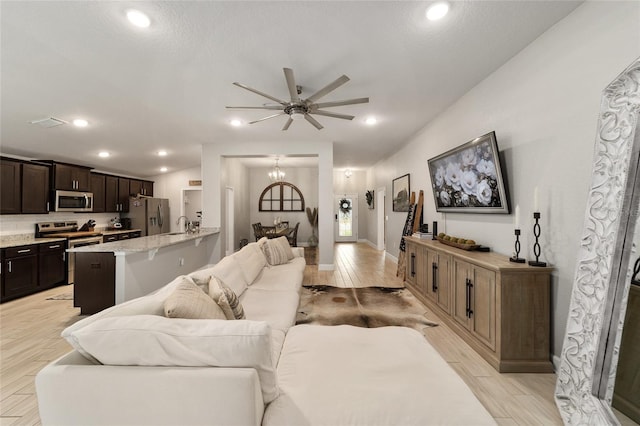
470,266 -> 496,351
453,259 -> 473,330
405,243 -> 418,288
434,252 -> 452,314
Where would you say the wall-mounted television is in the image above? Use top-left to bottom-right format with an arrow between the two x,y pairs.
427,131 -> 510,214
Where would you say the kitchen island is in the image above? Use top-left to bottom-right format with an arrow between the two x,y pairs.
68,228 -> 220,314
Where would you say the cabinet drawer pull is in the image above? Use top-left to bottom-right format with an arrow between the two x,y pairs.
432,262 -> 438,292
17,249 -> 31,254
8,260 -> 12,273
48,245 -> 61,249
465,278 -> 470,318
410,253 -> 416,277
468,280 -> 474,318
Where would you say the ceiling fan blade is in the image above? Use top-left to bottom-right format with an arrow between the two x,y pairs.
306,75 -> 350,103
304,114 -> 324,130
313,97 -> 369,109
232,82 -> 287,105
283,68 -> 299,103
282,117 -> 294,131
225,105 -> 284,110
310,110 -> 354,120
248,113 -> 286,124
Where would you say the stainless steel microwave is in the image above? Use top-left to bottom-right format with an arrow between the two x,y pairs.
53,190 -> 93,212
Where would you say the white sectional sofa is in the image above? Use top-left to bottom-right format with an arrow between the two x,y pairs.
36,238 -> 497,426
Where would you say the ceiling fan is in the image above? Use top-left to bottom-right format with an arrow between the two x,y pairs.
226,68 -> 369,130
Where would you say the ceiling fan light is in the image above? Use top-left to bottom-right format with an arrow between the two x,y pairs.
426,2 -> 449,21
290,112 -> 305,121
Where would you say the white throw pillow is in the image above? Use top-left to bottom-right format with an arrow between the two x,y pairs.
189,256 -> 248,297
209,276 -> 246,320
261,237 -> 294,266
234,243 -> 267,285
61,274 -> 188,359
164,276 -> 226,320
69,315 -> 280,403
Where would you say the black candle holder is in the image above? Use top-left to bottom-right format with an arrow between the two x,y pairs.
509,229 -> 525,263
528,212 -> 547,267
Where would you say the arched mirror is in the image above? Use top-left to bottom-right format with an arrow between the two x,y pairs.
555,57 -> 640,424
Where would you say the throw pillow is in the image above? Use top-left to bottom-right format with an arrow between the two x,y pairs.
164,276 -> 226,320
262,237 -> 294,266
69,315 -> 280,403
209,276 -> 246,320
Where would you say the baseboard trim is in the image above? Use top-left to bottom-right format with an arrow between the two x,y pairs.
385,252 -> 398,263
359,239 -> 378,249
318,263 -> 335,271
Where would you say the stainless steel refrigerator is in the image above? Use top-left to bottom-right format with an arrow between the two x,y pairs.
124,197 -> 170,236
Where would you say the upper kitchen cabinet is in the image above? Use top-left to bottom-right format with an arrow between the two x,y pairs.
105,175 -> 133,212
22,163 -> 50,214
130,179 -> 154,197
1,158 -> 21,214
90,173 -> 106,213
45,161 -> 91,191
118,178 -> 130,212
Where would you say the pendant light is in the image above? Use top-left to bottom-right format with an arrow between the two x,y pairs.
268,157 -> 286,182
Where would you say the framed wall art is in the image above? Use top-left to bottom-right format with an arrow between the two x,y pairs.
392,174 -> 410,212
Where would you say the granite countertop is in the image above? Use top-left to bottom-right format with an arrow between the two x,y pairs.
67,228 -> 220,254
0,235 -> 67,249
101,228 -> 142,236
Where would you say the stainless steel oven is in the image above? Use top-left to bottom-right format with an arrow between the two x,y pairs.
54,190 -> 94,212
67,235 -> 103,284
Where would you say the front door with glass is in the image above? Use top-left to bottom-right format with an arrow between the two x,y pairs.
335,194 -> 358,242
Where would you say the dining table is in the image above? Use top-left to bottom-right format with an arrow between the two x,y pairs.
262,226 -> 291,239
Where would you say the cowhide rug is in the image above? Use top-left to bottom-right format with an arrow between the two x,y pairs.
296,285 -> 438,331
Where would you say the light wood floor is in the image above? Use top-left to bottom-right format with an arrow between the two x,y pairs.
1,242 -> 562,425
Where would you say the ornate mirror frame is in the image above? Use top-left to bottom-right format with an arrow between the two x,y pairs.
555,57 -> 640,424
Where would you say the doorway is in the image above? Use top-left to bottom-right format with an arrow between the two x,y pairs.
181,187 -> 202,233
377,187 -> 386,250
335,194 -> 358,242
226,187 -> 234,256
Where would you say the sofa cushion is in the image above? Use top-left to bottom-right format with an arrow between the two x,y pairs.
234,243 -> 267,285
209,276 -> 245,320
69,315 -> 280,403
164,276 -> 226,320
250,266 -> 303,293
261,237 -> 294,266
263,325 -> 496,425
240,288 -> 300,332
189,256 -> 248,297
61,275 -> 188,359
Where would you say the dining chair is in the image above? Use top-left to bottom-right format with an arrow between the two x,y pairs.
252,222 -> 264,241
287,222 -> 300,247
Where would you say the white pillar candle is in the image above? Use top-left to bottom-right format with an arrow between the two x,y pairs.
534,187 -> 539,212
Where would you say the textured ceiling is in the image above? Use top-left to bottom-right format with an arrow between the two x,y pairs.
0,1 -> 582,177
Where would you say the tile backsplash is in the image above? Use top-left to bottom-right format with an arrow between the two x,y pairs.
0,212 -> 118,235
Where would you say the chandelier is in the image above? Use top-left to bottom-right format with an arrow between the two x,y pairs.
268,157 -> 285,182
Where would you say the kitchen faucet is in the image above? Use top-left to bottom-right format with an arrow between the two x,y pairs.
176,215 -> 192,233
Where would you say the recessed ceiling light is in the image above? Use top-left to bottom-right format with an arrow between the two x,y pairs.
230,119 -> 242,127
160,167 -> 168,172
426,2 -> 449,21
157,150 -> 168,156
365,117 -> 377,125
72,119 -> 88,127
127,10 -> 150,28
98,151 -> 110,158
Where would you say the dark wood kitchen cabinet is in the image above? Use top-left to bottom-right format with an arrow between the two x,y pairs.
105,175 -> 119,212
1,245 -> 39,302
1,158 -> 21,214
90,173 -> 106,213
130,179 -> 153,197
51,162 -> 91,191
118,178 -> 130,212
22,163 -> 50,214
38,242 -> 66,288
74,252 -> 115,315
142,180 -> 153,196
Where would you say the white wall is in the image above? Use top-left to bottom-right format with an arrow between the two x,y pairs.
250,167 -> 318,245
224,158 -> 250,251
149,166 -> 201,233
202,141 -> 334,268
365,2 -> 640,358
333,169 -> 369,242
